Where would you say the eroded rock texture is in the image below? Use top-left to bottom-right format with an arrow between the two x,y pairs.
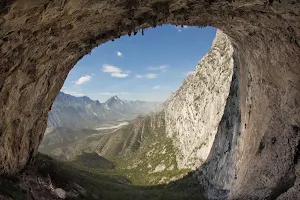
165,30 -> 234,169
0,0 -> 300,199
198,60 -> 241,200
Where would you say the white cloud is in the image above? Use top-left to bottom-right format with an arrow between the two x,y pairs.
117,51 -> 123,57
75,75 -> 91,85
135,73 -> 158,79
148,65 -> 168,72
145,74 -> 157,79
97,92 -> 130,96
62,90 -> 85,97
102,64 -> 129,78
111,72 -> 129,78
98,93 -> 114,96
102,65 -> 121,73
174,25 -> 188,32
184,71 -> 194,76
153,85 -> 160,90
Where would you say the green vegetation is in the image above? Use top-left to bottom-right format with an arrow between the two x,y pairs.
71,152 -> 115,170
0,154 -> 206,200
69,119 -> 190,186
111,125 -> 188,185
0,177 -> 26,200
18,113 -> 207,199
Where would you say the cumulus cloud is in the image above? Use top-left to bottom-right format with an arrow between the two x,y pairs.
102,64 -> 129,78
153,85 -> 160,90
135,74 -> 143,78
102,65 -> 121,73
111,73 -> 129,78
174,25 -> 188,32
145,74 -> 157,79
75,75 -> 92,85
117,51 -> 123,57
148,65 -> 168,72
135,73 -> 157,79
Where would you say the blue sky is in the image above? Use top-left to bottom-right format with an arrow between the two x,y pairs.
61,25 -> 217,102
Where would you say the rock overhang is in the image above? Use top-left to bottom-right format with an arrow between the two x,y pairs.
0,0 -> 300,199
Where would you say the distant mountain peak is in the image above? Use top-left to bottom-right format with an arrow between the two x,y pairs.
110,95 -> 121,101
48,92 -> 164,129
105,95 -> 123,105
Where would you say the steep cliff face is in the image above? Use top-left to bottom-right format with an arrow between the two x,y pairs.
165,31 -> 234,169
198,62 -> 241,199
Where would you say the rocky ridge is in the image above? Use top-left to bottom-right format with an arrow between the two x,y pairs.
48,92 -> 163,129
47,112 -> 167,161
165,31 -> 234,169
42,111 -> 184,185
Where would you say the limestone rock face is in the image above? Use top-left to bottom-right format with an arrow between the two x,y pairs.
0,1 -> 300,199
198,61 -> 241,199
165,31 -> 234,169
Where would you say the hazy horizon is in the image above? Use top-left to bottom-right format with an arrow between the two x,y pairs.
59,91 -> 166,103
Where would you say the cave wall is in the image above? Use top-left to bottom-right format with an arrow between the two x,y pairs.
230,27 -> 300,199
0,0 -> 299,199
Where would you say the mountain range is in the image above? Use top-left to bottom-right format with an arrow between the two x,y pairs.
47,92 -> 164,129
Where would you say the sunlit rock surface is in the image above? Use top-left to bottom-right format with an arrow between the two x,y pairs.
165,31 -> 234,169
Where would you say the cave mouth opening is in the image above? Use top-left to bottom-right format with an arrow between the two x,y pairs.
39,25 -> 236,187
1,1 -> 300,199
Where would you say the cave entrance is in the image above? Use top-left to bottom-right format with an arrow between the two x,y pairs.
39,25 -> 235,186
1,1 -> 299,199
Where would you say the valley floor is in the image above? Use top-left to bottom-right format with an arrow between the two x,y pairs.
0,154 -> 206,200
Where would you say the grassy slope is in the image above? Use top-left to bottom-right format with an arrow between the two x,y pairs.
70,152 -> 116,170
0,154 -> 206,200
67,112 -> 190,186
111,125 -> 190,185
25,113 -> 207,199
